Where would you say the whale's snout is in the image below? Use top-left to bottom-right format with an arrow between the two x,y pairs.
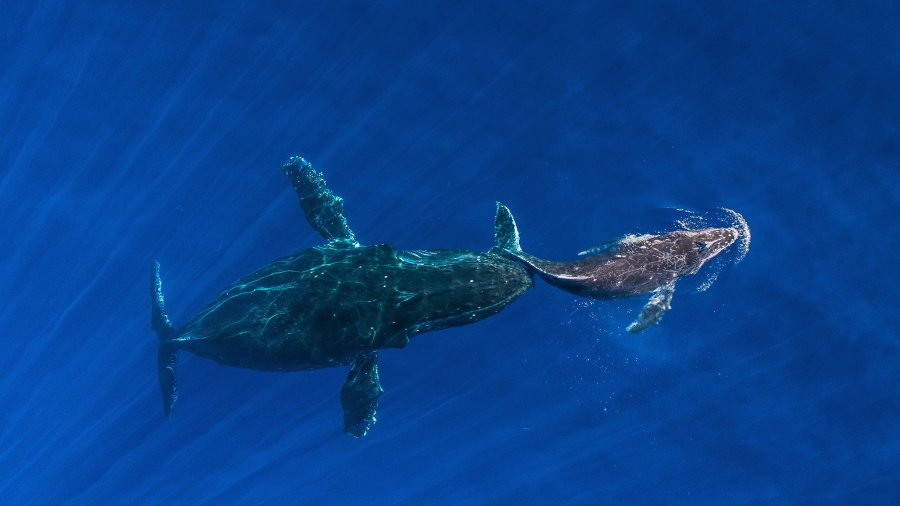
694,227 -> 738,260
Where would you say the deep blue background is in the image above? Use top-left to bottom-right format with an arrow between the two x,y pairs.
2,1 -> 898,504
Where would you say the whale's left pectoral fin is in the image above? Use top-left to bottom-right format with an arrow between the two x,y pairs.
282,157 -> 359,248
627,283 -> 675,333
340,351 -> 383,437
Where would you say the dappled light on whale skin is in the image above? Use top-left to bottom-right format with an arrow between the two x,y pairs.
2,2 -> 895,503
152,157 -> 533,437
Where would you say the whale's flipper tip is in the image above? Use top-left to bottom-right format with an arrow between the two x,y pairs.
627,283 -> 675,333
282,156 -> 359,248
340,352 -> 383,437
490,202 -> 522,255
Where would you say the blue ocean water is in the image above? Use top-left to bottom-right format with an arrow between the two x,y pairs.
2,1 -> 898,504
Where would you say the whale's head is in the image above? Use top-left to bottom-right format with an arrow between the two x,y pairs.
394,249 -> 534,338
683,227 -> 739,273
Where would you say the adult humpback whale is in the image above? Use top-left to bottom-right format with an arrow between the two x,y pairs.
492,204 -> 739,332
152,157 -> 533,436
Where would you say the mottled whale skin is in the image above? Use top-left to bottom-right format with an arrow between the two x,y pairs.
492,204 -> 738,332
168,245 -> 529,372
152,158 -> 533,436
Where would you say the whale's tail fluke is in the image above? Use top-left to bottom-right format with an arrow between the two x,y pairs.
490,202 -> 522,255
151,262 -> 179,417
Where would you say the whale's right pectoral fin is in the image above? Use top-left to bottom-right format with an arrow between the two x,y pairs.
627,283 -> 675,333
340,351 -> 383,437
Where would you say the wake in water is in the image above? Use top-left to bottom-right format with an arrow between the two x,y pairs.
671,207 -> 751,293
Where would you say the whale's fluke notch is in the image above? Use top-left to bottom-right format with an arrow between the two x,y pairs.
491,202 -> 522,255
340,351 -> 383,437
151,262 -> 179,416
281,156 -> 359,248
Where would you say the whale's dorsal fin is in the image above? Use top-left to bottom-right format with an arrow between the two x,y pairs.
282,157 -> 359,248
490,202 -> 522,254
627,282 -> 675,333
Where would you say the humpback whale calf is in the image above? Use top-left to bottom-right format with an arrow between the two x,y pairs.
492,204 -> 739,332
152,157 -> 533,436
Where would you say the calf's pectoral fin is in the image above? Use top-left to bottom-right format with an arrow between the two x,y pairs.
627,283 -> 675,333
340,351 -> 383,437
